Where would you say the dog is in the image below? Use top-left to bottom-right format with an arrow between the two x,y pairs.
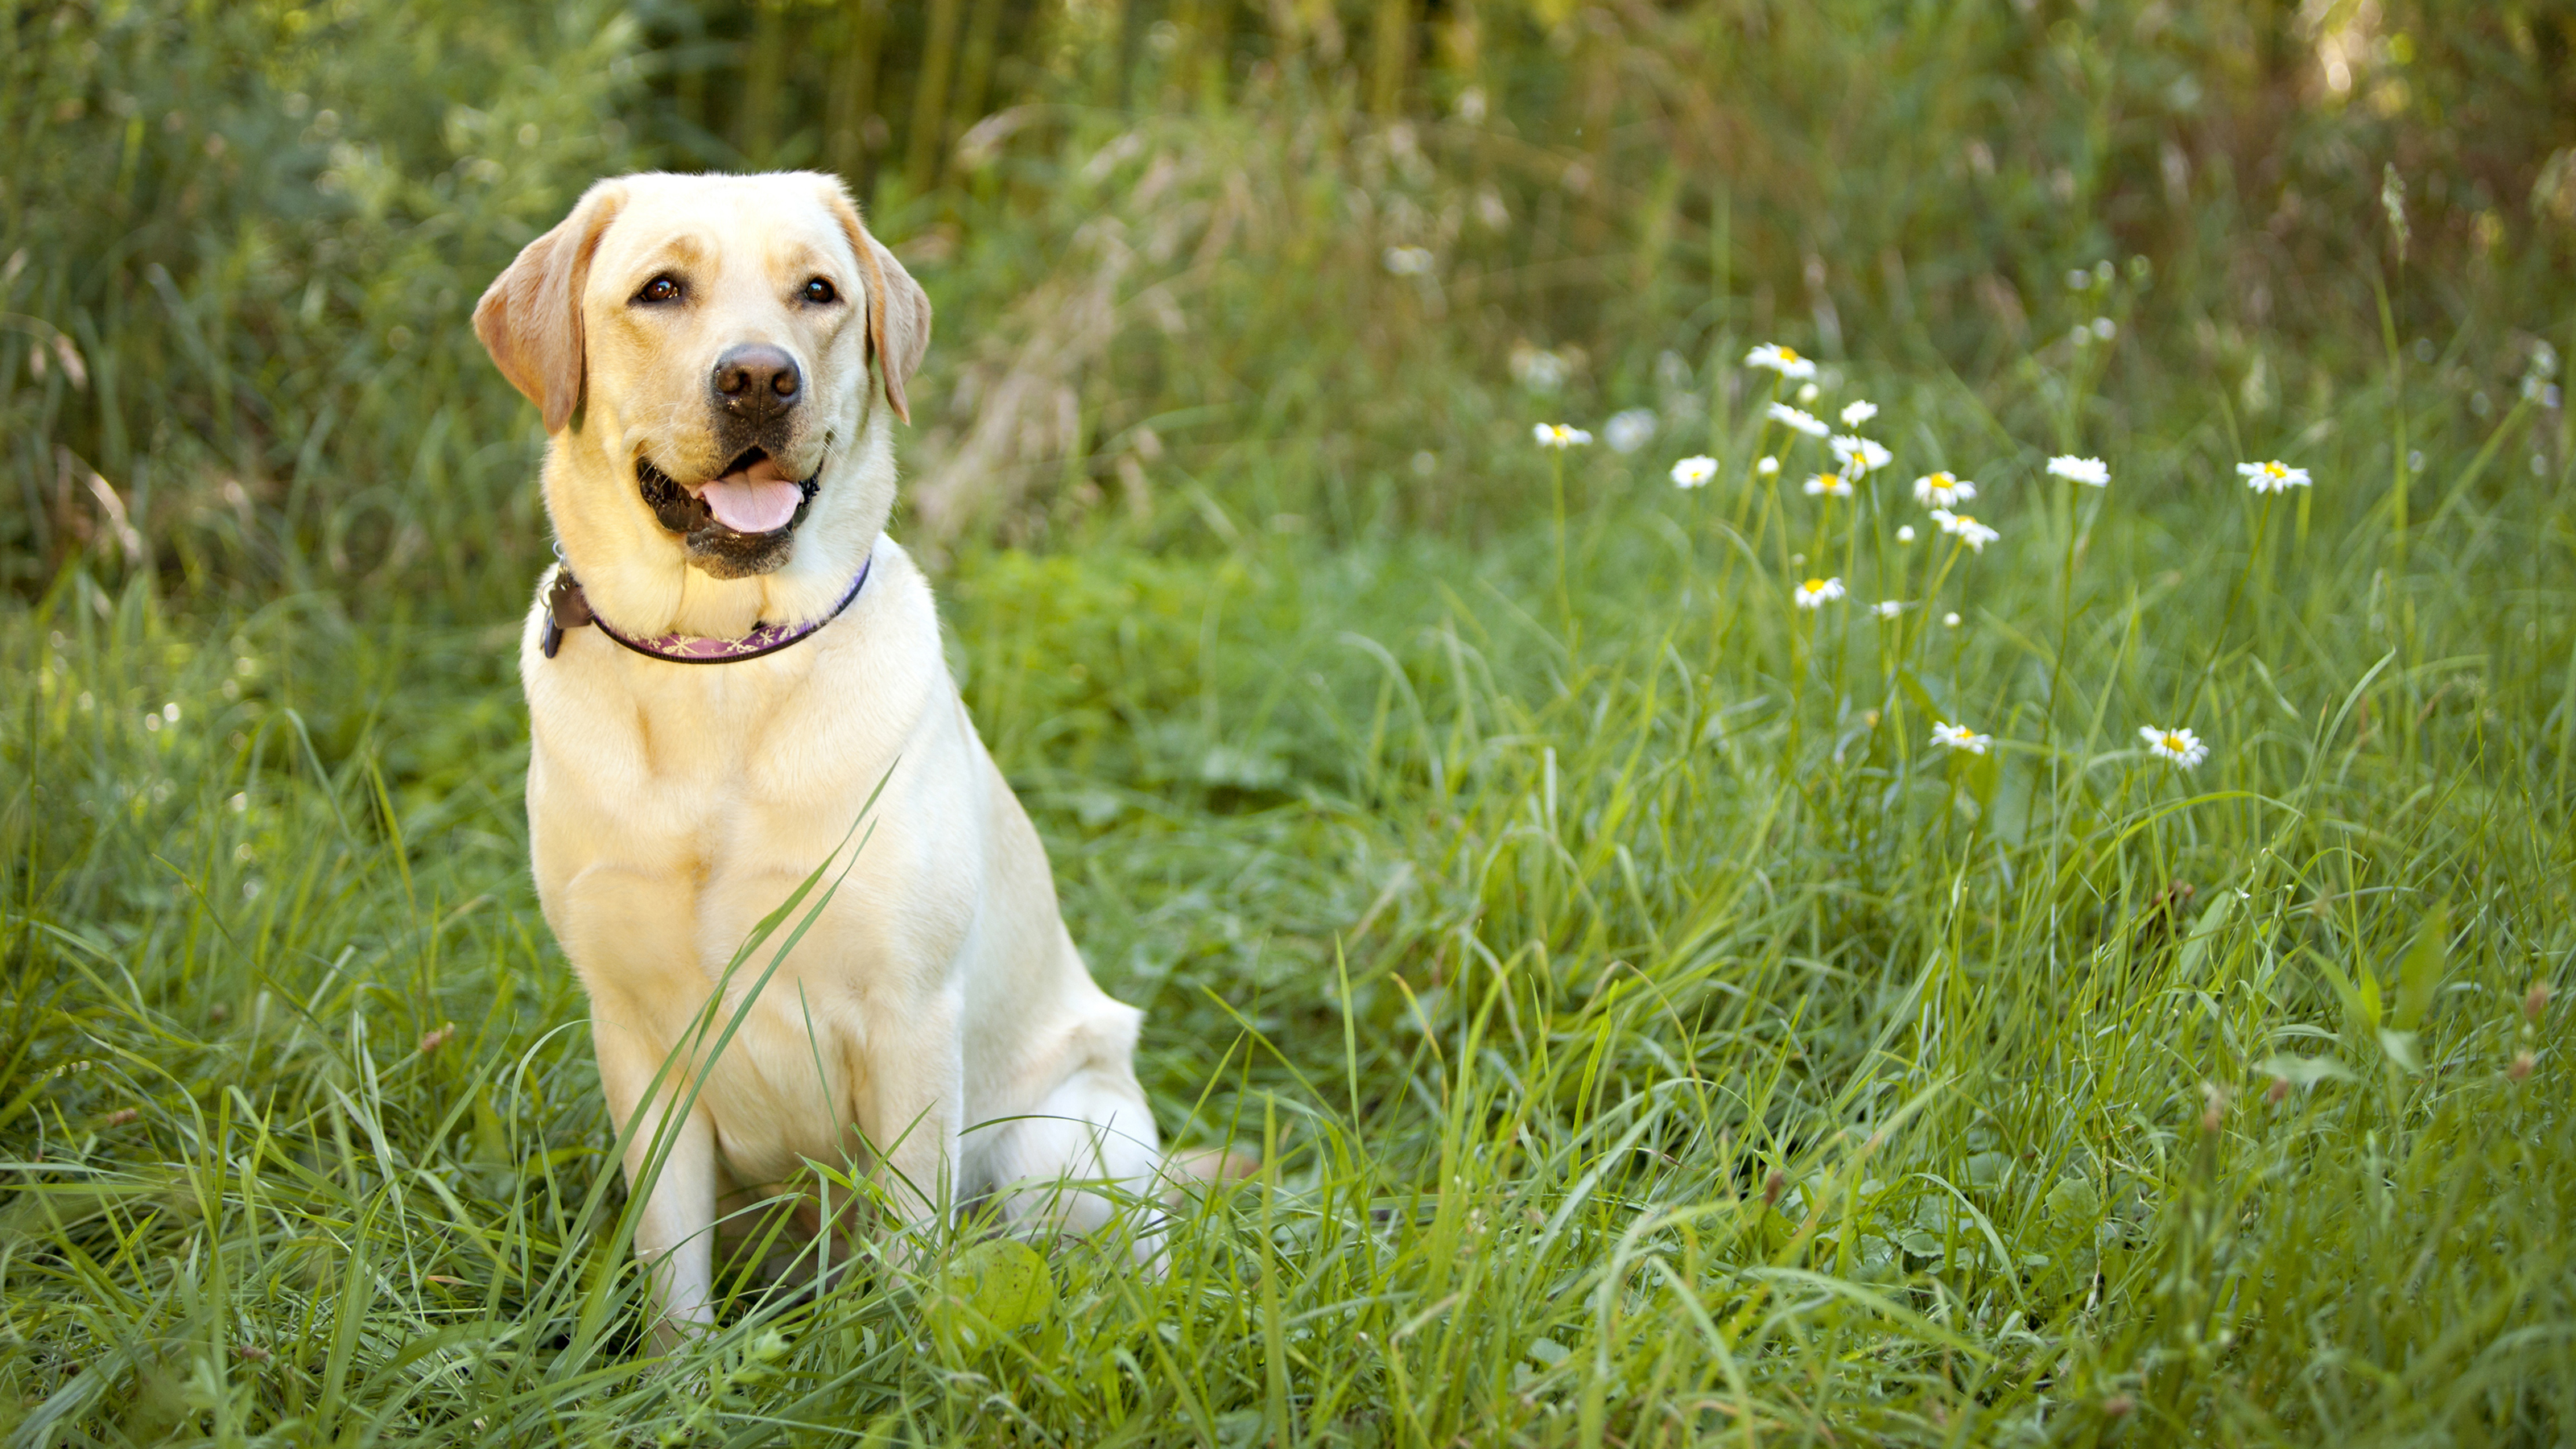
473,171 -> 1166,1344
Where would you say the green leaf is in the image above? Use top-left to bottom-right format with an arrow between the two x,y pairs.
2377,1029 -> 2423,1074
2044,1176 -> 2102,1225
2392,902 -> 2450,1033
2356,964 -> 2384,1030
2176,890 -> 2238,981
936,1239 -> 1055,1351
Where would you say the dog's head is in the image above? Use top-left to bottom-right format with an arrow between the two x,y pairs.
475,172 -> 929,584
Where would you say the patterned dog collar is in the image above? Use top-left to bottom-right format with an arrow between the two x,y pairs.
539,556 -> 872,663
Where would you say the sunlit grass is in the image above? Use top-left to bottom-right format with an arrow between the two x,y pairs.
4,322 -> 2570,1444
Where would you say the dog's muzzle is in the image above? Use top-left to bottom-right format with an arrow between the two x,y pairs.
636,447 -> 822,580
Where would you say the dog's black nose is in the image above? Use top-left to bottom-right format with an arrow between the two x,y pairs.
711,343 -> 801,418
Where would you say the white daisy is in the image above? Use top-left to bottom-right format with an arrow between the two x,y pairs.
1756,456 -> 1781,477
1797,382 -> 1822,404
1913,472 -> 1975,507
2238,460 -> 2311,493
1745,343 -> 1818,380
1929,721 -> 1992,755
1942,611 -> 1962,628
2047,455 -> 2110,486
1767,402 -> 1830,438
1896,525 -> 1917,543
1534,423 -> 1593,449
1803,472 -> 1853,498
1929,509 -> 2001,551
1873,600 -> 1905,619
1604,407 -> 1657,455
2138,724 -> 2210,770
1830,435 -> 1893,476
1841,399 -> 1878,426
1793,576 -> 1845,609
1670,456 -> 1719,489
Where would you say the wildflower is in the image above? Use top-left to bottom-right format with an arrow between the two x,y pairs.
1756,456 -> 1781,477
1792,577 -> 1845,609
419,1022 -> 460,1053
2091,316 -> 2117,340
2509,1051 -> 2536,1081
1913,472 -> 1975,507
1840,399 -> 1877,426
2048,455 -> 2110,486
1604,407 -> 1657,455
2526,980 -> 2552,1024
2238,460 -> 2311,493
1896,525 -> 1917,543
1767,402 -> 1830,438
1670,456 -> 1719,489
2137,724 -> 2209,770
1533,423 -> 1592,449
1942,611 -> 1962,628
1928,721 -> 1991,755
1745,343 -> 1817,380
1803,473 -> 1853,498
1930,509 -> 2000,551
103,1107 -> 140,1127
1382,245 -> 1434,276
1873,600 -> 1905,619
1797,382 -> 1822,404
1830,435 -> 1892,476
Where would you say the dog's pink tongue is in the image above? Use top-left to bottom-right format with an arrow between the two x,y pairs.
694,456 -> 801,534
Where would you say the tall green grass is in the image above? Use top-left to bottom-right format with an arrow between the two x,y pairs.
5,314 -> 2570,1441
4,0 -> 2574,1442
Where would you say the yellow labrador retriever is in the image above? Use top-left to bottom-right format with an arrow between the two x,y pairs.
474,171 -> 1162,1343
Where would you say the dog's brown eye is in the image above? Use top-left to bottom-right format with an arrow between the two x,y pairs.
635,275 -> 683,305
801,277 -> 839,305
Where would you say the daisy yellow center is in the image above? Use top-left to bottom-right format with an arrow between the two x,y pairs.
1780,347 -> 1799,361
1802,579 -> 1827,592
2161,732 -> 2188,751
2263,462 -> 2287,477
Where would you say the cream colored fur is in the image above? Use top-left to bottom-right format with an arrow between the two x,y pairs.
476,171 -> 1162,1346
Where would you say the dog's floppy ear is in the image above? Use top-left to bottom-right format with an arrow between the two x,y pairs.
825,184 -> 931,425
474,179 -> 628,434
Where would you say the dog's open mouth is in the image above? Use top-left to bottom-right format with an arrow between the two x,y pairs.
638,449 -> 823,537
635,448 -> 825,579
696,447 -> 811,533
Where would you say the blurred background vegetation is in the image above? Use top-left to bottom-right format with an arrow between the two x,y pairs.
3,0 -> 2570,605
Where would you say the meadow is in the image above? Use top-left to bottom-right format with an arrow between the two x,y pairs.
4,1 -> 2574,1444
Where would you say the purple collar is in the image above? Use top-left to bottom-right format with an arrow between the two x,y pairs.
539,557 -> 872,663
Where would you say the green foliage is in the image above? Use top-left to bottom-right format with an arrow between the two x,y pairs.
3,0 -> 2575,1443
7,0 -> 2574,585
7,327 -> 2574,1441
0,0 -> 643,600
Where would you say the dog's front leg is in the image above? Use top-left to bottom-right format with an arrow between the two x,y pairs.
857,988 -> 965,1252
593,1022 -> 720,1353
